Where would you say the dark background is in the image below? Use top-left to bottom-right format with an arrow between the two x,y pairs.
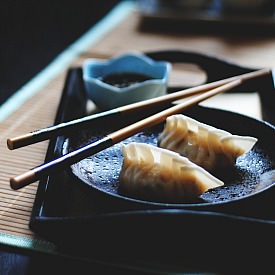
0,0 -> 121,104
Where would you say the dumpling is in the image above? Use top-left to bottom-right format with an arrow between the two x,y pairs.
158,114 -> 258,171
118,142 -> 224,202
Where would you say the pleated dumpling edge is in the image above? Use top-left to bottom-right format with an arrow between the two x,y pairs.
118,142 -> 224,202
158,114 -> 258,171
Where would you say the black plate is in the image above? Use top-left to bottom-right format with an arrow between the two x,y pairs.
68,105 -> 275,209
30,53 -> 275,273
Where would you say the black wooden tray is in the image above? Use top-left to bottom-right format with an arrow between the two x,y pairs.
30,51 -> 275,273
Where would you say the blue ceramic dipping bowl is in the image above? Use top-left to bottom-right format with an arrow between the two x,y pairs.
82,52 -> 171,110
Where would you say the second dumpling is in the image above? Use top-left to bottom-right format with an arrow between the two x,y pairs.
118,142 -> 224,202
158,114 -> 258,171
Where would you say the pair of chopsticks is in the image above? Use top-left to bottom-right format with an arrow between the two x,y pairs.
8,68 -> 270,190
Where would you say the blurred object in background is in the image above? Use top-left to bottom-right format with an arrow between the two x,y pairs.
137,0 -> 275,34
221,0 -> 275,14
138,0 -> 275,15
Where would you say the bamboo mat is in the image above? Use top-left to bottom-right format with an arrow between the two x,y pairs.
0,70 -> 67,250
0,1 -> 274,253
0,56 -> 106,251
0,1 -> 134,252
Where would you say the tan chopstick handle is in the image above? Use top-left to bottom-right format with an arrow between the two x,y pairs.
120,68 -> 270,112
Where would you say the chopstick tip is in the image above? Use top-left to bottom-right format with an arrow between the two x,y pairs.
7,133 -> 33,150
10,171 -> 37,190
7,138 -> 14,150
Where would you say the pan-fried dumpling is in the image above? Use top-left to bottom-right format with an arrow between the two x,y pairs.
118,142 -> 224,202
158,114 -> 258,171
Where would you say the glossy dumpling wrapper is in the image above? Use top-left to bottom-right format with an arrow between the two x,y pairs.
158,114 -> 258,171
118,142 -> 224,202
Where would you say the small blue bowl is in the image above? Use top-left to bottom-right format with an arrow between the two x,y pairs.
82,53 -> 171,110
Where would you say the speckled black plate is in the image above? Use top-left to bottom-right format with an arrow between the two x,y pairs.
66,105 -> 275,209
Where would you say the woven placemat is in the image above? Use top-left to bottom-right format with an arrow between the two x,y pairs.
0,69 -> 69,253
0,1 -> 135,253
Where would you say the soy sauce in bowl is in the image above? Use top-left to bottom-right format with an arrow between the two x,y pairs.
83,53 -> 171,109
102,72 -> 153,88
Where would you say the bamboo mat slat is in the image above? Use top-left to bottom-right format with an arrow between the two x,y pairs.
0,70 -> 66,242
0,201 -> 33,213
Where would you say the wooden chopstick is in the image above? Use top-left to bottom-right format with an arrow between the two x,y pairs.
7,68 -> 270,150
10,79 -> 242,190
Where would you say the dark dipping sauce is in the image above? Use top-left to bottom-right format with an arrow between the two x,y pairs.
102,72 -> 153,88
